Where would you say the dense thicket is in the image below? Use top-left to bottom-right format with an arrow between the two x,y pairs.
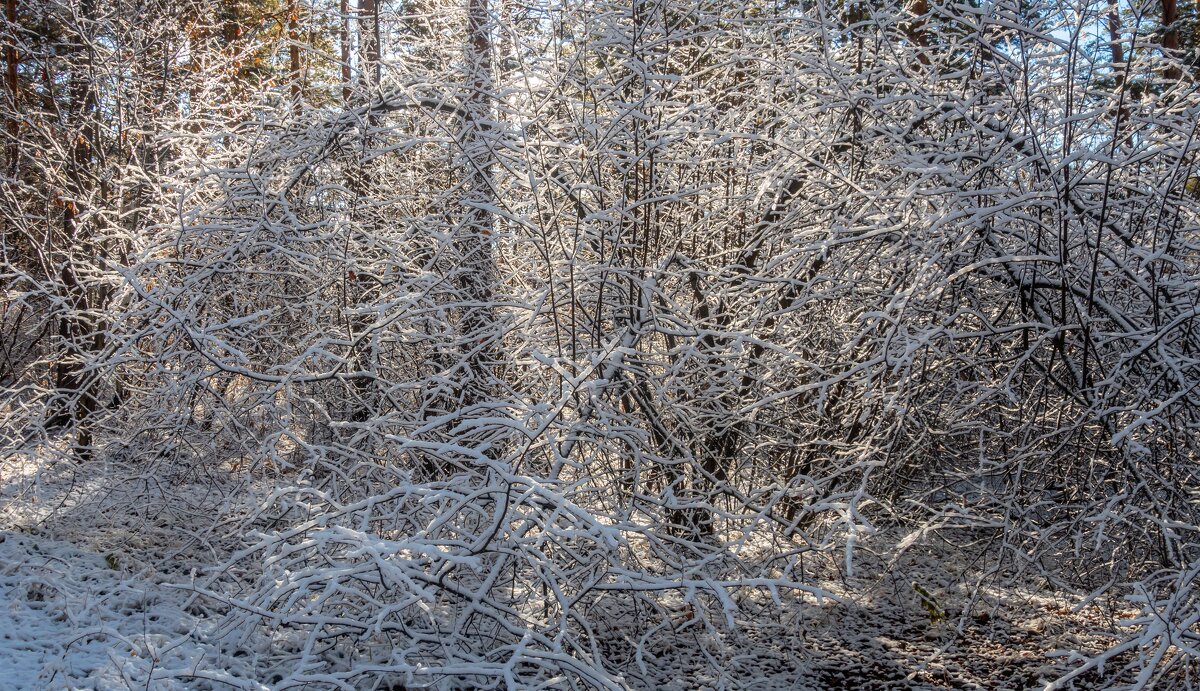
3,0 -> 1200,687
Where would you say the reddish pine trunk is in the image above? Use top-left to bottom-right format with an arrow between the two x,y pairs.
340,0 -> 351,103
359,0 -> 380,92
288,0 -> 301,110
4,0 -> 16,170
1108,1 -> 1125,73
1162,0 -> 1181,80
906,0 -> 931,67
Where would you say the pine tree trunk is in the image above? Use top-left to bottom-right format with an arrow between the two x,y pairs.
340,0 -> 351,103
455,0 -> 499,411
287,0 -> 301,110
345,0 -> 380,425
4,0 -> 17,171
51,0 -> 101,460
1163,0 -> 1181,80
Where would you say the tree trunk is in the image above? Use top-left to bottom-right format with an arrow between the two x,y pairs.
345,0 -> 380,425
1162,0 -> 1181,80
359,0 -> 380,94
50,0 -> 101,459
905,0 -> 931,67
1108,0 -> 1125,76
455,0 -> 499,411
340,0 -> 351,103
4,0 -> 17,171
287,0 -> 301,111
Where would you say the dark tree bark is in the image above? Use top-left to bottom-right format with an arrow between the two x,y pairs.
454,0 -> 499,412
340,0 -> 351,103
49,0 -> 102,460
359,0 -> 380,93
905,0 -> 931,67
1109,0 -> 1126,76
287,0 -> 301,110
4,0 -> 17,171
344,0 -> 381,425
1162,0 -> 1181,80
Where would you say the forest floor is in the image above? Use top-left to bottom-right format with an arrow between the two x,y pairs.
630,537 -> 1135,690
0,453 -> 1136,690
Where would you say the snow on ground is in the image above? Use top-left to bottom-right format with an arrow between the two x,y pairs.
632,548 -> 1129,690
0,530 -> 234,690
3,523 -> 1121,691
595,530 -> 1136,691
0,452 -> 269,690
0,453 -> 1136,690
